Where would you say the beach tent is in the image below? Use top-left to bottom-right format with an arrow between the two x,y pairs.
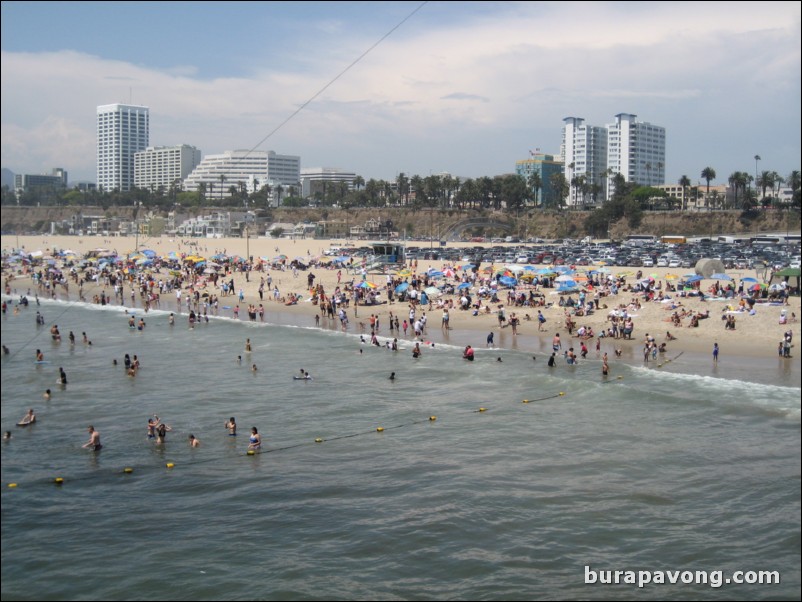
770,267 -> 800,292
695,258 -> 726,279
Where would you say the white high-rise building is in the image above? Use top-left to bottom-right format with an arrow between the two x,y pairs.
606,113 -> 665,197
561,117 -> 608,207
182,150 -> 300,204
134,145 -> 201,191
97,103 -> 149,192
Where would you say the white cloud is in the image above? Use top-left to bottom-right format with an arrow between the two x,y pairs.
1,2 -> 799,183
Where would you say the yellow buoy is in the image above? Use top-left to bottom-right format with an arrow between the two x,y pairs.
315,438 -> 323,443
123,467 -> 133,474
429,416 -> 437,421
559,392 -> 565,396
617,375 -> 623,380
8,483 -> 18,488
247,450 -> 255,455
54,477 -> 64,485
376,427 -> 385,432
166,462 -> 175,468
478,407 -> 487,412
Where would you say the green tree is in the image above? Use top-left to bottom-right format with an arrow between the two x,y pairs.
678,175 -> 691,211
549,173 -> 568,210
700,167 -> 716,210
527,171 -> 542,207
787,170 -> 801,208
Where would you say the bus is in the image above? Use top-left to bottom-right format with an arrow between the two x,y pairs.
625,234 -> 657,246
661,235 -> 687,244
750,235 -> 782,246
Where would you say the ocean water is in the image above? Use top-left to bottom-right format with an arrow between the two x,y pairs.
1,297 -> 800,601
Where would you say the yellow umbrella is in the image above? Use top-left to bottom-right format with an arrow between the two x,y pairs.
665,273 -> 679,280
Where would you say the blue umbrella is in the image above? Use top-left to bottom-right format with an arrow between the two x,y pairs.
741,277 -> 758,283
457,282 -> 471,290
709,273 -> 732,281
499,276 -> 518,287
685,275 -> 703,284
395,282 -> 409,294
141,249 -> 157,258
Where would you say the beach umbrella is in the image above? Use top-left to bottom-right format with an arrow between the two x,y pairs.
499,276 -> 518,287
684,275 -> 703,284
428,270 -> 444,278
141,249 -> 157,258
424,286 -> 441,296
553,265 -> 574,274
394,282 -> 409,294
709,273 -> 732,281
203,268 -> 217,274
457,282 -> 471,290
665,273 -> 679,280
356,281 -> 376,289
555,274 -> 576,283
443,268 -> 455,278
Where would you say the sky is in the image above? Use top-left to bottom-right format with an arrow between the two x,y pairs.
1,1 -> 800,187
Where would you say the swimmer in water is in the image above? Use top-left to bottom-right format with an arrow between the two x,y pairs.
43,389 -> 51,400
248,427 -> 261,451
82,426 -> 102,451
225,417 -> 237,436
188,434 -> 200,447
17,408 -> 36,426
389,372 -> 395,381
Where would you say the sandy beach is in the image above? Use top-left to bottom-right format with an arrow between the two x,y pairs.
2,234 -> 800,367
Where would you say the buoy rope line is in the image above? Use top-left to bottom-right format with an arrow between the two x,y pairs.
656,351 -> 684,368
2,294 -> 84,363
4,392 -> 572,489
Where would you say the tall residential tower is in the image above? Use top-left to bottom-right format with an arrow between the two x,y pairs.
561,117 -> 608,207
96,103 -> 149,192
606,113 -> 665,197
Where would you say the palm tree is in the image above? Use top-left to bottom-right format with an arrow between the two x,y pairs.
353,175 -> 365,192
787,170 -> 801,209
218,174 -> 227,201
527,171 -> 542,208
678,175 -> 691,211
276,184 -> 284,207
549,173 -> 568,210
757,170 -> 774,202
701,167 -> 716,210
